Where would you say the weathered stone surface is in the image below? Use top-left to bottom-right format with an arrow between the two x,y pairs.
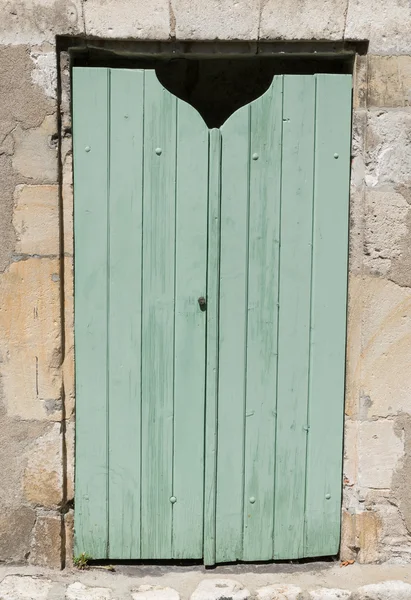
260,0 -> 347,41
345,0 -> 411,54
353,55 -> 368,110
12,114 -> 57,182
0,45 -> 54,136
66,582 -> 112,600
363,189 -> 409,278
13,185 -> 59,256
309,590 -> 351,600
64,509 -> 74,568
359,421 -> 404,489
23,423 -> 63,507
256,584 -> 302,600
366,111 -> 411,188
340,510 -> 357,561
344,274 -> 363,418
368,56 -> 411,108
352,580 -> 411,599
83,0 -> 170,39
30,50 -> 57,100
347,276 -> 411,419
356,510 -> 381,563
173,0 -> 259,40
132,585 -> 180,600
192,580 -> 249,600
0,575 -> 52,600
0,0 -> 83,45
29,512 -> 61,567
0,258 -> 62,421
63,256 -> 75,418
0,506 -> 36,562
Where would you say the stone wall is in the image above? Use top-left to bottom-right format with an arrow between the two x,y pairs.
0,0 -> 410,567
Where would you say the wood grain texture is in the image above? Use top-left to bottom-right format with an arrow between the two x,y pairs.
172,99 -> 208,559
140,71 -> 177,559
242,77 -> 283,561
107,69 -> 144,559
274,75 -> 316,559
304,75 -> 352,557
73,67 -> 110,558
216,106 -> 250,563
204,128 -> 221,566
73,70 -> 352,563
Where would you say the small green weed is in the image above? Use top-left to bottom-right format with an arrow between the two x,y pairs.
73,552 -> 92,569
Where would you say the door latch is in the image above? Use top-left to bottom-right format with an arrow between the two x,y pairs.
198,296 -> 207,312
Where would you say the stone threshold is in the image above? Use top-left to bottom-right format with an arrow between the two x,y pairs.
1,563 -> 411,600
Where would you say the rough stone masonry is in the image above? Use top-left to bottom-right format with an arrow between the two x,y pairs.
1,0 -> 411,568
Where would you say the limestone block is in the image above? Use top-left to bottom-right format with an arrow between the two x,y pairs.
66,419 -> 75,502
173,0 -> 259,40
352,581 -> 411,600
368,56 -> 411,108
64,509 -> 74,567
349,276 -> 411,418
0,575 -> 52,600
0,0 -> 83,45
66,582 -> 112,600
345,0 -> 411,54
356,510 -> 381,563
366,110 -> 411,188
260,0 -> 347,41
256,584 -> 302,600
363,189 -> 409,277
345,274 -> 363,418
13,185 -> 59,256
29,512 -> 62,567
0,258 -> 62,421
340,510 -> 356,561
63,255 -> 75,418
0,506 -> 36,562
353,55 -> 367,110
132,585 -> 180,600
12,114 -> 58,183
191,580 -> 249,600
23,423 -> 63,507
344,420 -> 358,486
309,590 -> 351,600
358,421 -> 404,489
83,0 -> 170,39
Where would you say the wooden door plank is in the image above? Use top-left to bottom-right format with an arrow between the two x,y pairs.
274,75 -> 316,559
242,77 -> 283,561
204,128 -> 221,566
304,74 -> 352,557
107,69 -> 144,559
216,106 -> 250,563
73,67 -> 110,558
172,101 -> 209,559
141,71 -> 177,559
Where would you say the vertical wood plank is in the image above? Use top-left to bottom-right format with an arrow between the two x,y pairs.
172,100 -> 208,559
141,71 -> 176,559
204,128 -> 221,566
242,77 -> 283,561
216,106 -> 250,563
274,75 -> 316,559
304,75 -> 352,557
73,67 -> 109,558
107,69 -> 144,559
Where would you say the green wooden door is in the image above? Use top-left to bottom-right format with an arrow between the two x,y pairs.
73,68 -> 352,563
